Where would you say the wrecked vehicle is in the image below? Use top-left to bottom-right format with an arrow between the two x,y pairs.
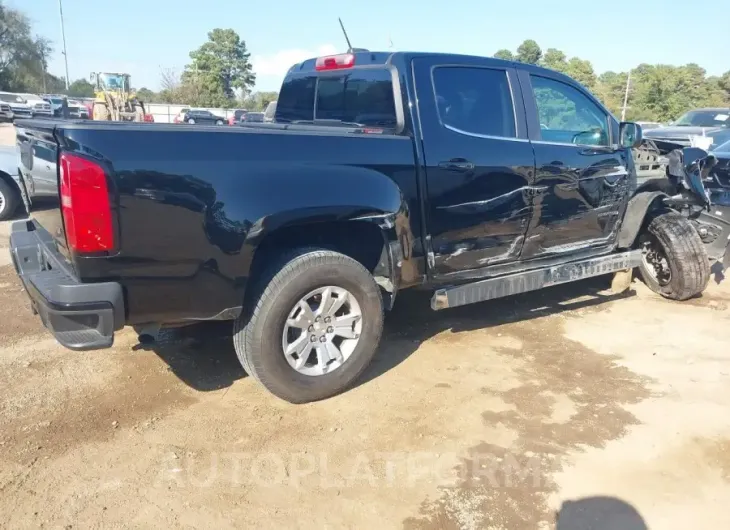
644,107 -> 730,149
633,138 -> 669,180
9,51 -> 720,403
636,135 -> 730,265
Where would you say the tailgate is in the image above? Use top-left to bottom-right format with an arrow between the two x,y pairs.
15,121 -> 68,254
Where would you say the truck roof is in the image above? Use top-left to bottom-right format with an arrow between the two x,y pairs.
285,50 -> 586,88
287,50 -> 525,72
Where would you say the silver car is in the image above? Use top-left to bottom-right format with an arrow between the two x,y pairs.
644,108 -> 730,149
0,93 -> 33,120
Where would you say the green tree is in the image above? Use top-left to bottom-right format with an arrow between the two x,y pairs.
67,78 -> 94,97
493,49 -> 514,61
181,28 -> 256,107
564,58 -> 597,91
491,39 -> 726,122
0,4 -> 52,92
627,64 -> 723,122
594,71 -> 628,116
240,90 -> 278,111
542,48 -> 567,73
136,87 -> 157,102
516,39 -> 542,65
717,71 -> 730,103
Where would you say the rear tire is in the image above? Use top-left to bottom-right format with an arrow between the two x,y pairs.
233,248 -> 384,404
638,211 -> 710,300
0,178 -> 19,221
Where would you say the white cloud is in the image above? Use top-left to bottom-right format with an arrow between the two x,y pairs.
251,44 -> 338,77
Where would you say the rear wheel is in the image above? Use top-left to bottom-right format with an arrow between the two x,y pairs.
187,118 -> 195,124
233,248 -> 384,403
0,178 -> 19,221
638,211 -> 710,300
215,119 -> 223,125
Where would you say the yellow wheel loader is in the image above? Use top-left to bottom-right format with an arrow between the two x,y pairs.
90,72 -> 146,122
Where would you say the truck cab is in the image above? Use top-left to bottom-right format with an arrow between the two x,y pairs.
276,51 -> 635,278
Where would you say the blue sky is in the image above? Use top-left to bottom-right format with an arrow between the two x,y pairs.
11,0 -> 730,93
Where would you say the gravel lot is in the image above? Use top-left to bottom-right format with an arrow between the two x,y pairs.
2,124 -> 730,529
0,123 -> 15,146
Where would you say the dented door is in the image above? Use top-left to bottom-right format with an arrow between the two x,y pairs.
412,56 -> 536,277
519,72 -> 632,259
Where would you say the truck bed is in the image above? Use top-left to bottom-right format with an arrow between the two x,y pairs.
15,118 -> 420,325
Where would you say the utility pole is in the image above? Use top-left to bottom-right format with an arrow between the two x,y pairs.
620,70 -> 631,122
58,0 -> 70,90
40,47 -> 47,93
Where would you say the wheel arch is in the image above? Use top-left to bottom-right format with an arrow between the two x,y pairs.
617,191 -> 670,249
0,169 -> 22,198
245,211 -> 406,311
0,170 -> 22,219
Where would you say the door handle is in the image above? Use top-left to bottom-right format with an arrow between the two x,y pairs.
438,159 -> 475,172
578,146 -> 616,155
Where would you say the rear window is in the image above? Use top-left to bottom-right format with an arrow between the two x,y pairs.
276,68 -> 396,127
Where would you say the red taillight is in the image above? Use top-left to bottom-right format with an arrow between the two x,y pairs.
59,153 -> 114,253
315,53 -> 355,71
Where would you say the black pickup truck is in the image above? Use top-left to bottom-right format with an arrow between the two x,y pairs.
10,51 -> 717,403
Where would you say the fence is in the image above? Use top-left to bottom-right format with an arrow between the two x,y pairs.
146,103 -> 242,123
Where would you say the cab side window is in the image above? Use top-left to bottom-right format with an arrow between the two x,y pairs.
530,75 -> 609,146
432,67 -> 516,139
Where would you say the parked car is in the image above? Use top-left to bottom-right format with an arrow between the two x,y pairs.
636,121 -> 663,130
0,93 -> 33,120
241,111 -> 264,123
229,109 -> 248,125
19,93 -> 52,117
179,109 -> 226,125
67,99 -> 90,119
644,108 -> 730,149
41,94 -> 66,116
0,102 -> 12,121
10,50 -> 717,403
263,100 -> 277,122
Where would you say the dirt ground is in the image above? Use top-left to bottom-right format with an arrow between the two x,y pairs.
0,123 -> 16,148
2,124 -> 730,529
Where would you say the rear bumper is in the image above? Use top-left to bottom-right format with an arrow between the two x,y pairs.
9,220 -> 125,350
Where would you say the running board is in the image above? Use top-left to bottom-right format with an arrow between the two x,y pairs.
431,250 -> 642,310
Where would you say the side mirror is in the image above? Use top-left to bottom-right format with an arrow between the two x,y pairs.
619,122 -> 643,148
